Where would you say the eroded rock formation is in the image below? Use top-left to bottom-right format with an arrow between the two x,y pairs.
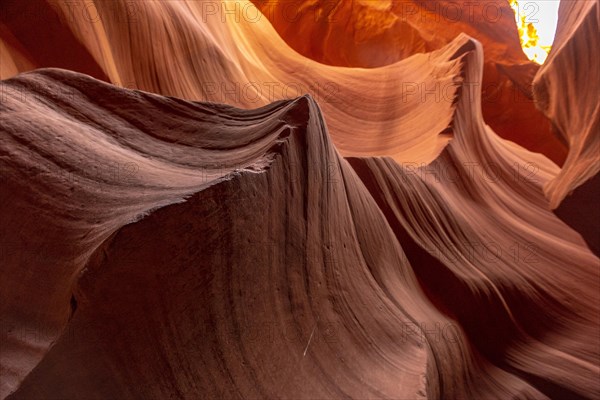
250,0 -> 567,164
533,0 -> 600,209
0,1 -> 598,399
1,0 -> 566,163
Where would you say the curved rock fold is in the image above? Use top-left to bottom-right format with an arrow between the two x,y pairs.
0,1 -> 598,399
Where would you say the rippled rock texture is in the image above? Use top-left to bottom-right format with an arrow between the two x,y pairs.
0,1 -> 598,399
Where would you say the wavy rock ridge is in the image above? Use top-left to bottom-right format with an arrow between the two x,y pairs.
0,0 -> 567,163
0,0 -> 599,399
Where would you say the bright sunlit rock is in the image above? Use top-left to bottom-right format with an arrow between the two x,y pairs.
510,0 -> 560,64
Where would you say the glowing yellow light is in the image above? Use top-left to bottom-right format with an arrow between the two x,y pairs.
509,0 -> 557,64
